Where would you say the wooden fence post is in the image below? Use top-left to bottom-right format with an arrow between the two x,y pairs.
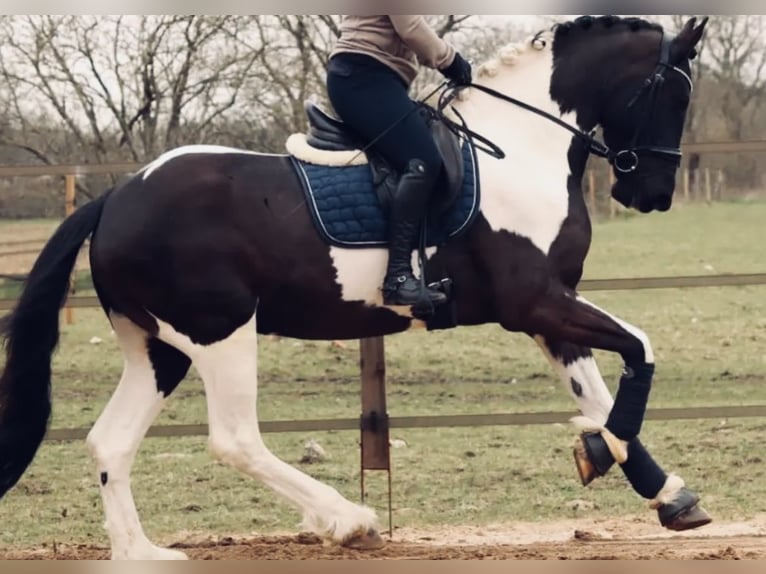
587,169 -> 596,215
359,336 -> 392,536
705,168 -> 712,204
64,174 -> 76,325
683,168 -> 690,202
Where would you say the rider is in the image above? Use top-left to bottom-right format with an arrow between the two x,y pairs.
326,15 -> 473,307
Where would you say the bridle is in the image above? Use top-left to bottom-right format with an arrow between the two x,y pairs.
436,30 -> 694,175
613,31 -> 693,173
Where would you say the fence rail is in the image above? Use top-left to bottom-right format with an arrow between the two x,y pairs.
2,273 -> 765,312
2,140 -> 766,179
0,162 -> 141,177
44,405 -> 766,442
14,272 -> 762,443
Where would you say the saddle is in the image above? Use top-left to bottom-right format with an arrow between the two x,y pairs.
287,101 -> 480,330
300,101 -> 466,217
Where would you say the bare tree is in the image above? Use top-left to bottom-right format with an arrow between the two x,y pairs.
244,15 -> 340,138
0,16 -> 266,169
700,16 -> 766,140
224,15 -> 483,151
0,15 -> 515,174
668,15 -> 766,188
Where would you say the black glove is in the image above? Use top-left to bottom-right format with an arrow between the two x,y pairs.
440,52 -> 472,86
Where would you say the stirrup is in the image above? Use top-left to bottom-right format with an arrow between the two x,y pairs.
382,273 -> 446,306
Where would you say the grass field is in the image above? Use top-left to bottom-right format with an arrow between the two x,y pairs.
1,201 -> 765,550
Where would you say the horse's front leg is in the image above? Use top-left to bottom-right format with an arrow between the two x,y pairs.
510,288 -> 711,531
530,336 -> 710,531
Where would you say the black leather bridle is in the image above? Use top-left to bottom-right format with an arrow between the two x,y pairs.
610,31 -> 693,173
437,31 -> 694,175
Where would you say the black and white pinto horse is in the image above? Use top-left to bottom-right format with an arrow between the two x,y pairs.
0,16 -> 709,559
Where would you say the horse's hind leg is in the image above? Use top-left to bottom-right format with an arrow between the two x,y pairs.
153,311 -> 382,549
521,291 -> 711,531
86,313 -> 191,560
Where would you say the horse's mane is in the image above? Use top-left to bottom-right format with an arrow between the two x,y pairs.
475,15 -> 665,78
422,16 -> 667,108
553,15 -> 663,38
419,34 -> 547,109
474,34 -> 549,79
551,15 -> 664,58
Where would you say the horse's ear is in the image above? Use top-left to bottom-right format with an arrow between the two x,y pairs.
674,16 -> 709,60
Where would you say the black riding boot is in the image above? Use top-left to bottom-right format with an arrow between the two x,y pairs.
382,159 -> 447,307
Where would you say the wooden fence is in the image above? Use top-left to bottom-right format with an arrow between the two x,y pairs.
43,405 -> 766,443
3,139 -> 766,180
2,273 -> 766,314
2,140 -> 766,232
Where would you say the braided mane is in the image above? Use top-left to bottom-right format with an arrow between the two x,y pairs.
553,15 -> 663,38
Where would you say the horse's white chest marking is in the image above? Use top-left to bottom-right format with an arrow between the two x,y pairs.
478,146 -> 570,254
454,47 -> 574,254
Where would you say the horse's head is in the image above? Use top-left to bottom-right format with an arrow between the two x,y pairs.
550,16 -> 708,213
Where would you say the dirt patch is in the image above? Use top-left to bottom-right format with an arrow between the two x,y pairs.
3,517 -> 766,560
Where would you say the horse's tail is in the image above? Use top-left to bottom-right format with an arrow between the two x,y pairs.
0,190 -> 111,498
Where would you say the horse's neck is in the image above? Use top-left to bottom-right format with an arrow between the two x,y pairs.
460,48 -> 567,126
452,47 -> 580,256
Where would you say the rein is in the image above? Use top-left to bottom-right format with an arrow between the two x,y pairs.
436,31 -> 692,174
435,82 -> 611,162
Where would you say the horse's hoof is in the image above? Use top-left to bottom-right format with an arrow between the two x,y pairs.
342,528 -> 385,550
658,487 -> 713,531
573,437 -> 598,486
573,432 -> 615,486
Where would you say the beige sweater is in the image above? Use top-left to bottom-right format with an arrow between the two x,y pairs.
330,15 -> 456,86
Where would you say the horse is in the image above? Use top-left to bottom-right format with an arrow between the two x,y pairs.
0,15 -> 709,559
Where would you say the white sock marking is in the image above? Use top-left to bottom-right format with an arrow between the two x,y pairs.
86,313 -> 188,560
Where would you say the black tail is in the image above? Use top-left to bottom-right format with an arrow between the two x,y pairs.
0,191 -> 110,498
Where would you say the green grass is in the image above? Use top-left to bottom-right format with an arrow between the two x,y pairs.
1,201 -> 766,549
584,200 -> 766,277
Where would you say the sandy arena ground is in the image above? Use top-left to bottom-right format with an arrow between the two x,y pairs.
3,515 -> 766,559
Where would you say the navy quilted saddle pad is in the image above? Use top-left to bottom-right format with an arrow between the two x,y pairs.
290,141 -> 480,248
